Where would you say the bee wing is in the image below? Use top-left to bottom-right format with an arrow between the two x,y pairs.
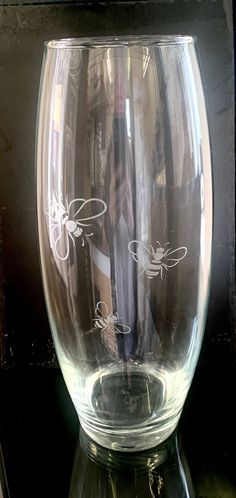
45,211 -> 58,224
163,246 -> 187,268
128,240 -> 153,268
54,229 -> 70,261
68,198 -> 107,226
114,322 -> 131,335
95,301 -> 109,319
46,200 -> 67,224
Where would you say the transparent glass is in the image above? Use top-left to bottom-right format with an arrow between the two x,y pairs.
36,35 -> 212,452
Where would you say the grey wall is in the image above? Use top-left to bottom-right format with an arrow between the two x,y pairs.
0,0 -> 234,368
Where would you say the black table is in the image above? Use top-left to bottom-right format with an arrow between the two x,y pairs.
0,363 -> 235,498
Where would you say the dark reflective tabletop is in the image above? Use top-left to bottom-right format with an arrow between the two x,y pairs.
0,363 -> 236,498
69,429 -> 194,498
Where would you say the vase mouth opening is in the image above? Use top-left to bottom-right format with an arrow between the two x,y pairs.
45,35 -> 195,50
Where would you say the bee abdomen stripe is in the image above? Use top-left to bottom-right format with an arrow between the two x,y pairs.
149,262 -> 160,270
94,320 -> 104,328
147,267 -> 160,274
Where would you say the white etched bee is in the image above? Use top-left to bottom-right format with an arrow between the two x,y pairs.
128,240 -> 187,280
121,390 -> 143,412
46,197 -> 107,261
93,301 -> 131,337
90,302 -> 130,357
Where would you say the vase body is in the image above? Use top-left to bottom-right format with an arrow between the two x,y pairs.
37,35 -> 212,451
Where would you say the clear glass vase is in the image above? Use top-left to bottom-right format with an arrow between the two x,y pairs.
36,35 -> 212,452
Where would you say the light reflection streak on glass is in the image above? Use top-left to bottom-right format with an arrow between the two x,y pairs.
127,47 -> 131,80
183,45 -> 201,177
106,48 -> 112,84
143,48 -> 150,78
125,98 -> 131,139
200,172 -> 206,293
47,59 -> 57,251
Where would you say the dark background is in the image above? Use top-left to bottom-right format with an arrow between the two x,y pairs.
0,1 -> 235,497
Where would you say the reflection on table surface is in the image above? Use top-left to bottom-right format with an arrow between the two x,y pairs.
69,429 -> 194,498
0,444 -> 10,498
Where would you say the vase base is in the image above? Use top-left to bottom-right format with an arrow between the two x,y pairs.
79,413 -> 180,452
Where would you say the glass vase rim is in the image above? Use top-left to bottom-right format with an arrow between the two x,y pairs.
45,35 -> 195,49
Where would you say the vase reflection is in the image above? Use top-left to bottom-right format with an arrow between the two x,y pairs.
69,428 -> 194,497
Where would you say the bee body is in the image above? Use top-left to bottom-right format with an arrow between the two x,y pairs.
146,260 -> 163,279
128,240 -> 187,280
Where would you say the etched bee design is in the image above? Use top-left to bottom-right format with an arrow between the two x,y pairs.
121,390 -> 143,413
128,240 -> 187,280
92,301 -> 131,355
94,301 -> 131,336
46,197 -> 107,261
